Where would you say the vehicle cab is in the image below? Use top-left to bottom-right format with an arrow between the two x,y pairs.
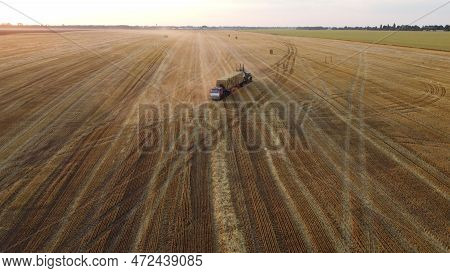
210,87 -> 224,101
244,72 -> 253,84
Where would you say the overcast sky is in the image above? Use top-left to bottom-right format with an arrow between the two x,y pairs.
1,0 -> 449,26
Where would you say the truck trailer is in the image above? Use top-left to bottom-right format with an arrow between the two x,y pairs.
210,65 -> 252,101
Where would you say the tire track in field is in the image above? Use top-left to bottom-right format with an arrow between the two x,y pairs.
207,40 -> 284,251
235,91 -> 310,252
257,36 -> 449,138
229,92 -> 317,251
223,100 -> 280,252
219,36 -> 348,251
1,31 -> 448,252
278,65 -> 447,251
196,33 -> 247,253
0,57 -> 120,201
130,37 -> 196,250
0,38 -> 172,251
158,34 -> 245,252
0,35 -> 183,251
46,43 -> 172,252
131,34 -> 219,252
354,53 -> 376,252
267,42 -> 297,85
262,80 -> 443,251
0,45 -> 157,179
282,60 -> 446,251
245,88 -> 314,252
76,41 -> 190,252
217,39 -> 284,251
0,41 -> 167,193
246,84 -> 347,252
227,35 -> 448,251
0,40 -> 157,170
380,82 -> 447,113
210,137 -> 246,252
232,38 -> 449,199
301,119 -> 446,251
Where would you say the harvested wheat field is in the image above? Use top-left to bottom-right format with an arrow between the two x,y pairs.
0,29 -> 448,253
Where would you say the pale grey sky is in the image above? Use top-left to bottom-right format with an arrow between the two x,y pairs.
1,0 -> 449,26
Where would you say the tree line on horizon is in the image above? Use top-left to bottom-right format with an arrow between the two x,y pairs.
296,24 -> 450,31
1,23 -> 449,31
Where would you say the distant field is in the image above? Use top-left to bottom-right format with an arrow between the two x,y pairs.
1,30 -> 449,252
246,29 -> 450,51
0,27 -> 86,36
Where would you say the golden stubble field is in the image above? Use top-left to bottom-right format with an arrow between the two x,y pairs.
0,29 -> 449,252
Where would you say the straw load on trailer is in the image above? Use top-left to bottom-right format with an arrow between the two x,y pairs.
210,65 -> 253,100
